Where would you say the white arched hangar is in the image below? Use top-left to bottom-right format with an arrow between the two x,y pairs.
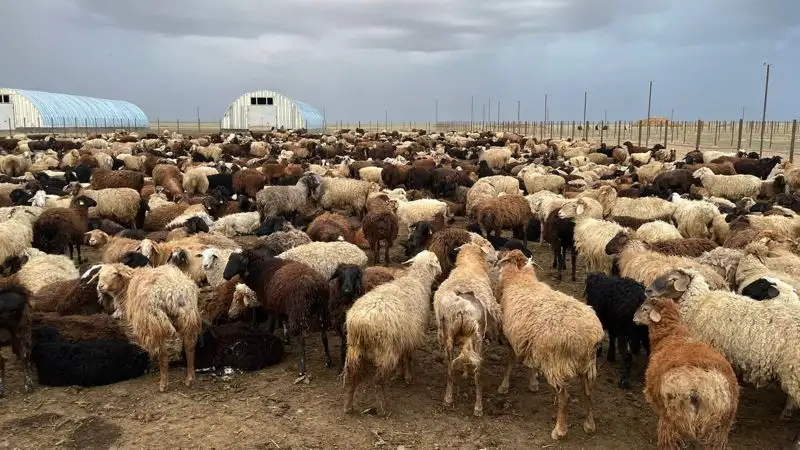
221,90 -> 324,131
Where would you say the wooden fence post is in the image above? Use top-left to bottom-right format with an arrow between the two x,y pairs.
790,119 -> 797,163
663,120 -> 669,146
695,120 -> 703,151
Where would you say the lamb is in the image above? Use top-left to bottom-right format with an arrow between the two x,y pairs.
595,185 -> 676,221
475,194 -> 532,245
632,296 -> 739,450
358,166 -> 383,185
496,250 -> 603,440
693,167 -> 764,200
152,164 -> 184,200
89,168 -> 144,191
306,212 -> 355,243
343,250 -> 442,415
319,177 -> 379,217
194,322 -> 285,372
479,146 -> 512,170
29,314 -> 150,387
223,249 -> 330,381
584,273 -> 648,389
0,249 -> 80,295
30,271 -> 102,316
209,211 -> 261,237
256,173 -> 324,222
32,196 -> 97,262
605,232 -> 729,291
0,285 -> 34,396
433,243 -> 502,416
518,168 -> 565,194
277,241 -> 368,280
635,220 -> 683,244
93,264 -> 201,392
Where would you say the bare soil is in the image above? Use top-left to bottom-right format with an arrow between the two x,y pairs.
1,225 -> 797,450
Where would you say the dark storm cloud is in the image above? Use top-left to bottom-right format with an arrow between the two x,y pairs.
0,0 -> 797,122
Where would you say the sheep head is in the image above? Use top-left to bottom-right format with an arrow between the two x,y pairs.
330,264 -> 363,299
632,296 -> 679,326
644,268 -> 694,300
229,283 -> 259,319
84,230 -> 109,247
223,251 -> 249,281
400,250 -> 442,279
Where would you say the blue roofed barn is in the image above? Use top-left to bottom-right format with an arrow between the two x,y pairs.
0,88 -> 148,131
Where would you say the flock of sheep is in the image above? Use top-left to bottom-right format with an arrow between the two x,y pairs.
1,127 -> 800,448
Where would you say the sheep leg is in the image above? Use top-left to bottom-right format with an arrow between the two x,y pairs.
68,243 -> 74,261
528,369 -> 540,393
551,385 -> 569,440
618,336 -> 632,390
282,321 -> 290,345
321,331 -> 332,368
383,240 -> 390,266
607,334 -> 617,363
370,241 -> 378,264
11,335 -> 33,393
444,337 -> 455,407
473,339 -> 484,417
570,247 -> 577,282
375,372 -> 388,416
580,374 -> 596,434
0,353 -> 5,397
498,346 -> 515,394
158,345 -> 169,393
781,396 -> 796,420
402,352 -> 413,385
297,334 -> 307,378
76,243 -> 83,264
182,333 -> 197,388
551,244 -> 558,269
336,327 -> 346,374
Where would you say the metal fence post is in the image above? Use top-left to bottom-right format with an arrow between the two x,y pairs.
663,120 -> 669,146
157,119 -> 160,131
683,122 -> 687,143
177,119 -> 180,133
736,119 -> 744,150
748,121 -> 754,147
790,119 -> 797,163
769,121 -> 775,149
695,120 -> 703,151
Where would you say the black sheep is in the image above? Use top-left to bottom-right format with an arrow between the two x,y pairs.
584,273 -> 649,389
65,164 -> 93,183
255,217 -> 290,237
194,322 -> 284,372
0,285 -> 34,396
741,278 -> 782,301
121,252 -> 150,268
185,216 -> 210,235
30,324 -> 149,387
734,155 -> 781,180
207,173 -> 234,195
543,206 -> 577,281
405,221 -> 434,258
222,250 -> 330,380
328,264 -> 364,371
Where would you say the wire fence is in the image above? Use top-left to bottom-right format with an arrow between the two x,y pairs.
5,117 -> 798,162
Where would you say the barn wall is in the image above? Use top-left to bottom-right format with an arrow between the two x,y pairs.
221,90 -> 323,130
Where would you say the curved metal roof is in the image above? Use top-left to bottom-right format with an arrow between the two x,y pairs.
16,89 -> 148,128
293,99 -> 324,130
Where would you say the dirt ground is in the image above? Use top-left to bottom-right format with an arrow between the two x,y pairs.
1,224 -> 798,450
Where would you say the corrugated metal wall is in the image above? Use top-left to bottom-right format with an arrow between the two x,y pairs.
221,90 -> 323,130
0,88 -> 148,130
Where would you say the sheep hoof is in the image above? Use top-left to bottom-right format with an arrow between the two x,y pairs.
293,374 -> 309,384
23,379 -> 34,394
583,418 -> 596,434
159,384 -> 168,393
781,410 -> 794,421
618,379 -> 630,390
550,426 -> 567,440
497,384 -> 509,395
184,378 -> 195,388
0,385 -> 4,398
324,358 -> 332,369
473,407 -> 483,417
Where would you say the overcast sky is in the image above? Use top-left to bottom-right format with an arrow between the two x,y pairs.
1,0 -> 798,122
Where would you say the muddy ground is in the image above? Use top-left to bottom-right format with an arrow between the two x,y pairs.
0,223 -> 797,450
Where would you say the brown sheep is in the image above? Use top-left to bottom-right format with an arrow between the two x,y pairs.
152,164 -> 184,201
475,194 -> 532,246
232,169 -> 266,198
646,238 -> 718,258
633,296 -> 738,449
361,203 -> 399,265
90,168 -> 145,191
307,212 -> 355,243
30,277 -> 102,316
143,203 -> 191,231
84,230 -> 143,263
32,196 -> 97,263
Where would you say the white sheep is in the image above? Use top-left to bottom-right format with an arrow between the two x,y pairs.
277,241 -> 368,280
320,177 -> 380,217
693,167 -> 763,200
358,166 -> 383,186
343,250 -> 442,415
479,146 -> 513,169
635,220 -> 683,244
670,194 -> 721,239
210,212 -> 260,237
393,198 -> 449,230
200,247 -> 236,288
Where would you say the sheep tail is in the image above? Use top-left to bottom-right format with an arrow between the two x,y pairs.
344,326 -> 364,387
452,311 -> 481,370
660,368 -> 735,437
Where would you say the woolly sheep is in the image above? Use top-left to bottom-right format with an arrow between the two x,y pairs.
496,250 -> 603,440
393,198 -> 449,230
93,264 -> 201,392
670,194 -> 721,239
256,173 -> 323,222
2,251 -> 79,295
693,167 -> 763,200
344,250 -> 442,415
201,247 -> 236,287
479,146 -> 512,170
320,177 -> 380,217
645,268 -> 800,440
210,212 -> 260,237
519,170 -> 565,195
277,241 -> 367,280
635,220 -> 683,244
433,243 -> 502,416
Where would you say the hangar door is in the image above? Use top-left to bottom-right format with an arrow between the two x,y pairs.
247,96 -> 277,129
0,94 -> 13,131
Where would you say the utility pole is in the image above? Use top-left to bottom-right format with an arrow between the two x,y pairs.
645,81 -> 653,146
488,98 -> 492,128
470,96 -> 474,131
582,91 -> 588,140
516,100 -> 521,123
759,63 -> 771,156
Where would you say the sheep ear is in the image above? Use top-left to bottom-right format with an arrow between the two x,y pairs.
576,204 -> 585,215
649,309 -> 662,323
767,285 -> 780,299
673,273 -> 690,292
